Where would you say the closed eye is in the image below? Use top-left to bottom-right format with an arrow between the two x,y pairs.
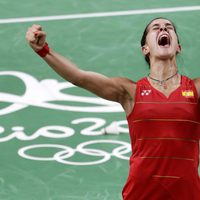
151,25 -> 159,30
151,23 -> 174,31
166,24 -> 174,30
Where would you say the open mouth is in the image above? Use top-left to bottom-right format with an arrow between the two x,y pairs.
158,34 -> 170,47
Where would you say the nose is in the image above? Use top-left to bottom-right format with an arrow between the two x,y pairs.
160,26 -> 168,32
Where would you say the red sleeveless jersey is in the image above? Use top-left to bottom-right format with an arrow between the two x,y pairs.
122,75 -> 200,200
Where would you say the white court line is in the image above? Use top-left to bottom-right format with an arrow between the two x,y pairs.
0,6 -> 200,24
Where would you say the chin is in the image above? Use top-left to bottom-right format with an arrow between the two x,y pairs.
157,49 -> 176,60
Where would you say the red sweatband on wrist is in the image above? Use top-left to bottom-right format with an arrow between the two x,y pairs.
36,42 -> 50,57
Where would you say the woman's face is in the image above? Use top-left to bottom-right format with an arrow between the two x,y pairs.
142,18 -> 181,63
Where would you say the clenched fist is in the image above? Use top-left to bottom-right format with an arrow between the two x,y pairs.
25,24 -> 47,52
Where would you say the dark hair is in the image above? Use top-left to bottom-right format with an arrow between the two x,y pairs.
140,17 -> 180,66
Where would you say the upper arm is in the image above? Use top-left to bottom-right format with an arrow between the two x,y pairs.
43,50 -> 136,110
77,70 -> 136,104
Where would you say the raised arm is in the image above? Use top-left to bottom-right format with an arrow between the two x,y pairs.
25,24 -> 136,114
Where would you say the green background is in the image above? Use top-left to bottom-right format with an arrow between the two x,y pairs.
0,1 -> 200,199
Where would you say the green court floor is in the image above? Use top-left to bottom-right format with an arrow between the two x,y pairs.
0,1 -> 200,199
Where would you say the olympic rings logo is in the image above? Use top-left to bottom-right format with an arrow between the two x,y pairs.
18,140 -> 131,166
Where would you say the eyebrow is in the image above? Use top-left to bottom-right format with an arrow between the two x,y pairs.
151,23 -> 173,28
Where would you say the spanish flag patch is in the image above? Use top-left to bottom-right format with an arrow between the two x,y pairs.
182,90 -> 194,97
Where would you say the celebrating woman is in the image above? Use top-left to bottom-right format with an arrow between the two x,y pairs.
26,17 -> 200,199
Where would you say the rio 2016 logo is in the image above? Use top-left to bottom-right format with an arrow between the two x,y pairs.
0,71 -> 130,166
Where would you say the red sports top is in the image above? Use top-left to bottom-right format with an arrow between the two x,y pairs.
122,75 -> 200,200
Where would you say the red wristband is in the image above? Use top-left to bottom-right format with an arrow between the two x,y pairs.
36,42 -> 50,57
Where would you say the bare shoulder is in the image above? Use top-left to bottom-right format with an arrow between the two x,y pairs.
193,78 -> 200,98
112,77 -> 136,97
112,77 -> 137,115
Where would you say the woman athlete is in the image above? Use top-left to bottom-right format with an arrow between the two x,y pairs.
26,17 -> 200,199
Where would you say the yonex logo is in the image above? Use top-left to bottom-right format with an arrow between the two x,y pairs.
141,90 -> 151,96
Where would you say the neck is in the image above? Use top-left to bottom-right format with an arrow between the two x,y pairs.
148,58 -> 180,90
149,58 -> 178,80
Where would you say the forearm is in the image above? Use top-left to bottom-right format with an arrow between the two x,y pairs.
43,49 -> 83,85
42,48 -> 127,102
26,25 -> 84,86
26,24 -> 132,103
